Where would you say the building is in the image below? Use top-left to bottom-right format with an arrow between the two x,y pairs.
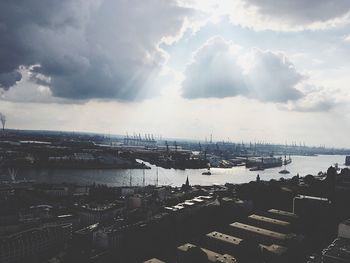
177,243 -> 237,263
73,223 -> 100,255
206,231 -> 288,262
338,219 -> 350,239
247,214 -> 291,233
0,223 -> 72,263
77,201 -> 125,226
267,209 -> 299,224
228,222 -> 291,246
143,259 -> 165,263
260,244 -> 289,263
43,214 -> 80,230
321,238 -> 350,263
293,195 -> 331,233
93,213 -> 172,262
309,219 -> 350,262
205,231 -> 242,255
43,186 -> 69,197
293,195 -> 331,216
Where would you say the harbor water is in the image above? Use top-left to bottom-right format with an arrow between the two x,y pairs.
14,155 -> 346,187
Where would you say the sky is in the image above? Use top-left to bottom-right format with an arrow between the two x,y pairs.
1,0 -> 350,147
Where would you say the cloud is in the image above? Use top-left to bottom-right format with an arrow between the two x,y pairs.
0,0 -> 191,101
182,36 -> 304,103
0,71 -> 22,90
344,35 -> 350,42
287,99 -> 334,112
246,50 -> 303,102
283,85 -> 339,112
182,37 -> 247,99
242,0 -> 350,28
181,0 -> 350,31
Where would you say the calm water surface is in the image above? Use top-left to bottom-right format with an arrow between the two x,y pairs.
16,155 -> 346,187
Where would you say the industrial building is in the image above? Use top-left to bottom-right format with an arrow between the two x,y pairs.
247,214 -> 291,233
228,222 -> 290,246
267,209 -> 299,224
143,259 -> 165,263
177,243 -> 237,263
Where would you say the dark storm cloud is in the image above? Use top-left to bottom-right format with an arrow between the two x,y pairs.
0,71 -> 22,90
182,37 -> 303,103
0,0 -> 191,101
242,0 -> 350,26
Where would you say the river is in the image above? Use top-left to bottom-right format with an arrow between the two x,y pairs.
13,155 -> 346,187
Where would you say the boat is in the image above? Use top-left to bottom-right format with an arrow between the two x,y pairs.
202,165 -> 211,175
245,156 -> 282,169
250,166 -> 264,171
283,155 -> 292,165
279,169 -> 290,174
345,156 -> 350,166
279,158 -> 290,174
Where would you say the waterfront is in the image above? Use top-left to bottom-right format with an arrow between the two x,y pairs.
14,155 -> 346,187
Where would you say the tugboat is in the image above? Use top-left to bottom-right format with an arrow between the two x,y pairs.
279,169 -> 290,174
279,157 -> 290,174
202,164 -> 211,175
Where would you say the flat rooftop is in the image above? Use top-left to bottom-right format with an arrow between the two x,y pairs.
177,243 -> 237,262
206,231 -> 242,246
143,259 -> 165,263
260,244 -> 288,256
229,222 -> 287,241
268,209 -> 298,219
340,219 -> 350,226
322,238 -> 350,262
249,214 -> 291,227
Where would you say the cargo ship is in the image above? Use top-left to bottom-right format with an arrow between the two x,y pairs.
345,156 -> 350,166
283,155 -> 292,165
246,156 -> 283,170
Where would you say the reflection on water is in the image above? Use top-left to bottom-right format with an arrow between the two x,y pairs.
16,155 -> 345,187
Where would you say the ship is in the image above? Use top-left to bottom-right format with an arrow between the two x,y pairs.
245,156 -> 283,170
202,164 -> 211,175
283,155 -> 292,165
345,156 -> 350,166
279,169 -> 290,174
279,156 -> 291,174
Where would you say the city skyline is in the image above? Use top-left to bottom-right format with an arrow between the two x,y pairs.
1,1 -> 350,147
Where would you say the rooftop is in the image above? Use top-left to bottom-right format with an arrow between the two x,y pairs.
177,243 -> 237,263
229,222 -> 287,241
143,259 -> 165,263
249,214 -> 291,227
322,238 -> 350,262
268,209 -> 298,219
75,223 -> 99,234
340,219 -> 350,227
260,244 -> 288,256
206,231 -> 242,246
